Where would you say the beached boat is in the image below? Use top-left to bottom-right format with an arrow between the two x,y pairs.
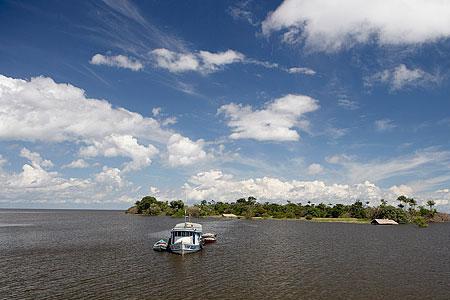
168,219 -> 203,255
201,232 -> 217,243
153,239 -> 168,251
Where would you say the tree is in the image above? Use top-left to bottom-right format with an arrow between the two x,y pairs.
397,195 -> 407,210
426,200 -> 436,211
408,198 -> 417,210
170,200 -> 184,211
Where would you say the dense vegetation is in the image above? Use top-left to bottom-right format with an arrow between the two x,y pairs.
127,195 -> 444,227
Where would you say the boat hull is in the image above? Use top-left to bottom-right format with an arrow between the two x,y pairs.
169,242 -> 202,255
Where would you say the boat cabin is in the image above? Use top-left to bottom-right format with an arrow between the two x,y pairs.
170,222 -> 202,245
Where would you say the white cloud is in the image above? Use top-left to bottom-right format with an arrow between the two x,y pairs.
375,119 -> 396,132
152,107 -> 161,116
0,74 -> 176,172
94,166 -> 125,189
151,48 -> 316,76
149,186 -> 160,195
327,149 -> 450,184
0,155 -> 6,169
337,99 -> 359,110
287,67 -> 316,75
368,64 -> 439,91
218,94 -> 319,141
151,48 -> 244,74
262,0 -> 450,52
0,75 -> 169,143
227,1 -> 258,26
326,127 -> 349,139
307,163 -> 324,175
184,169 -> 385,204
79,134 -> 159,172
389,184 -> 414,197
166,134 -> 209,167
0,150 -> 135,205
1,150 -> 89,199
432,199 -> 449,206
20,148 -> 54,169
90,54 -> 143,71
151,48 -> 200,73
62,159 -> 90,169
162,117 -> 177,126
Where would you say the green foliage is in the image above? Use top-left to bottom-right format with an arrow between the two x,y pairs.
129,194 -> 439,225
371,205 -> 408,224
413,216 -> 428,228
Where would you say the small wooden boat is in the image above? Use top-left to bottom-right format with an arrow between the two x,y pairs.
153,239 -> 168,251
202,233 -> 217,243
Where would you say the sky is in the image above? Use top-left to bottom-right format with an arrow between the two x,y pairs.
1,0 -> 450,211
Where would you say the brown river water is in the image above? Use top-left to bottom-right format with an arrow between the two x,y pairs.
0,209 -> 449,299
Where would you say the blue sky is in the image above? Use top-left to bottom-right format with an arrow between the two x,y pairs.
1,0 -> 450,211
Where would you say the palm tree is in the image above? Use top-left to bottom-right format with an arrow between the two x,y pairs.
397,195 -> 407,209
426,200 -> 436,211
380,199 -> 387,206
408,198 -> 417,210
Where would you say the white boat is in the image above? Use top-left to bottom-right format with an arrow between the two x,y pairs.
168,219 -> 203,255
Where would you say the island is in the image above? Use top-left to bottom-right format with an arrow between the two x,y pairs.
126,195 -> 449,227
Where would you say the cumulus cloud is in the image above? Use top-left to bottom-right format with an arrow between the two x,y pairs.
79,134 -> 159,172
94,166 -> 125,189
20,148 -> 54,169
166,134 -> 209,167
90,53 -> 143,71
262,0 -> 450,52
367,64 -> 439,91
307,163 -> 324,175
0,149 -> 135,206
389,184 -> 414,197
151,48 -> 244,74
375,119 -> 396,132
1,150 -> 89,200
184,169 -> 385,204
218,94 -> 319,141
62,159 -> 90,169
0,74 -> 175,172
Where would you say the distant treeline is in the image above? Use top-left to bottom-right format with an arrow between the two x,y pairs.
127,195 -> 443,227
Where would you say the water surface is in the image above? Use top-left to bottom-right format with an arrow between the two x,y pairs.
0,209 -> 449,299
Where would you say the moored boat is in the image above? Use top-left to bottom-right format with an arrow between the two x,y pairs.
202,232 -> 217,243
153,239 -> 168,251
168,220 -> 203,255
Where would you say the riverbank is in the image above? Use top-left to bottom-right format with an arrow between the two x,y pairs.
128,195 -> 448,227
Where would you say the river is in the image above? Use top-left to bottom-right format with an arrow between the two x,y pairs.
0,209 -> 449,299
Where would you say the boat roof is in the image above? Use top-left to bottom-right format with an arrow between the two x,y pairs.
172,222 -> 202,231
372,218 -> 399,225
